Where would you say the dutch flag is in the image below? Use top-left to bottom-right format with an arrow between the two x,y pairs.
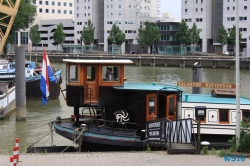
40,49 -> 53,105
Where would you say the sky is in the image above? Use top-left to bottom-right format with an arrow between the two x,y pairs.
160,0 -> 181,22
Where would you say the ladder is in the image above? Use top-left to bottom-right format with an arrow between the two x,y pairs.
0,0 -> 20,53
89,104 -> 105,127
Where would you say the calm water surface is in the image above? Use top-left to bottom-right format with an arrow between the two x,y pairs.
0,63 -> 250,154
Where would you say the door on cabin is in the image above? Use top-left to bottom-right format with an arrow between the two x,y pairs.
84,65 -> 99,104
146,94 -> 158,121
166,94 -> 177,120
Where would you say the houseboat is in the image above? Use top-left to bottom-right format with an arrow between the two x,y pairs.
0,59 -> 61,99
53,59 -> 250,151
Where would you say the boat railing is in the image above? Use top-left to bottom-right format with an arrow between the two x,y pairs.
87,119 -> 139,137
145,118 -> 197,149
167,118 -> 197,150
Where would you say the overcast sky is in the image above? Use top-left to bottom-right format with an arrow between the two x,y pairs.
160,0 -> 181,22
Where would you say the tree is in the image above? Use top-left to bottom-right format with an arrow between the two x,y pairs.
143,21 -> 161,54
228,24 -> 242,52
189,23 -> 200,55
2,0 -> 36,56
218,25 -> 228,52
81,19 -> 95,46
53,23 -> 66,51
175,19 -> 190,46
29,24 -> 41,50
108,23 -> 126,54
137,24 -> 145,54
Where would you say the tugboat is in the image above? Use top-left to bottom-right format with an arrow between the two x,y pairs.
54,59 -> 182,151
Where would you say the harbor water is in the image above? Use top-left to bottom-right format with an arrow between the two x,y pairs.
0,63 -> 250,154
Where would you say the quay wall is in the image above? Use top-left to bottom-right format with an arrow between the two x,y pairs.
8,53 -> 250,69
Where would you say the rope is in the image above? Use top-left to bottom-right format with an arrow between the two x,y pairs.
61,125 -> 87,153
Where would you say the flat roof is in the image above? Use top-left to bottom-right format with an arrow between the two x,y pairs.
63,59 -> 133,64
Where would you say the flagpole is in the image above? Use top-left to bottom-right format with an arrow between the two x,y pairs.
235,0 -> 240,148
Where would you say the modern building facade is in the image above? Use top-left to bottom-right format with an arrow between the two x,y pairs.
182,0 -> 250,54
74,0 -> 161,53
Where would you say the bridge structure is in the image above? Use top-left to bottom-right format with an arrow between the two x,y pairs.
0,0 -> 20,53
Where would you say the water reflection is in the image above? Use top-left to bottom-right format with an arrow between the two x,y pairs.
0,63 -> 249,154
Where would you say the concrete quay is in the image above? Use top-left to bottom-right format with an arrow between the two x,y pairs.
8,53 -> 250,69
0,151 -> 249,166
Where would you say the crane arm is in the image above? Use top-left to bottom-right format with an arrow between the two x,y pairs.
0,0 -> 20,53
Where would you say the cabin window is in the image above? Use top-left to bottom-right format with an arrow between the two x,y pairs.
87,66 -> 95,81
102,66 -> 120,81
149,96 -> 155,115
69,65 -> 78,82
219,110 -> 229,124
242,111 -> 250,122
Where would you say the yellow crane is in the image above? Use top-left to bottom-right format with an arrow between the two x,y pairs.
0,0 -> 20,53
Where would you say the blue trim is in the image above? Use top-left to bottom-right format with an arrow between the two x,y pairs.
54,123 -> 142,142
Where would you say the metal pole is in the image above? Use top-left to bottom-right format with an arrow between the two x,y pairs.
236,0 -> 240,148
164,41 -> 165,55
197,117 -> 201,154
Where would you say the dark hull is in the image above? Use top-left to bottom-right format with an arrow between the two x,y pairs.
54,120 -> 144,151
26,79 -> 60,99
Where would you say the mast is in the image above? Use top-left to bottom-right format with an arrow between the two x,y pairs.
235,0 -> 240,147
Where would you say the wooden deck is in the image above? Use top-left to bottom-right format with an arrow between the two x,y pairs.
166,143 -> 198,154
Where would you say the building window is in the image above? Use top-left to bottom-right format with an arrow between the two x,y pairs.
39,0 -> 42,5
64,10 -> 67,14
244,6 -> 247,10
201,8 -> 203,12
45,1 -> 49,5
46,9 -> 49,13
227,7 -> 229,11
52,1 -> 55,5
64,2 -> 66,6
231,17 -> 235,21
70,3 -> 72,7
58,10 -> 61,14
39,8 -> 42,13
185,1 -> 188,4
233,6 -> 235,10
52,9 -> 55,13
119,11 -> 121,15
185,9 -> 188,12
69,10 -> 72,14
119,4 -> 121,8
196,8 -> 198,12
58,2 -> 61,6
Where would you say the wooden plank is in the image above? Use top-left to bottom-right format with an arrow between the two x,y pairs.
166,143 -> 198,154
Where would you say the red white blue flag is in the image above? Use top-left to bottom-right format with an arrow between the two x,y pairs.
40,49 -> 53,105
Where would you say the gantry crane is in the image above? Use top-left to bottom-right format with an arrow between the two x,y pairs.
0,0 -> 20,53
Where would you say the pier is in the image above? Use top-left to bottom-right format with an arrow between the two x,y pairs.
8,53 -> 250,69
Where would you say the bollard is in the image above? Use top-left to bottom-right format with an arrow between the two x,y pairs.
13,146 -> 18,166
10,156 -> 14,166
15,138 -> 19,162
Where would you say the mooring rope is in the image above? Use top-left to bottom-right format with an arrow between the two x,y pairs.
61,125 -> 87,153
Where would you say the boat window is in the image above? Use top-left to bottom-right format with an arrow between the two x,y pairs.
87,66 -> 95,81
149,96 -> 155,115
102,66 -> 120,82
69,65 -> 78,82
219,110 -> 229,124
243,111 -> 250,122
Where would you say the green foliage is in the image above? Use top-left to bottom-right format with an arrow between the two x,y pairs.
81,19 -> 95,45
175,19 -> 190,46
143,21 -> 161,54
228,24 -> 242,46
29,24 -> 41,49
228,118 -> 250,153
218,149 -> 229,157
189,23 -> 200,45
53,23 -> 66,51
146,144 -> 151,152
108,23 -> 125,45
107,23 -> 126,54
201,146 -> 208,155
218,25 -> 228,46
211,147 -> 217,155
137,24 -> 145,51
